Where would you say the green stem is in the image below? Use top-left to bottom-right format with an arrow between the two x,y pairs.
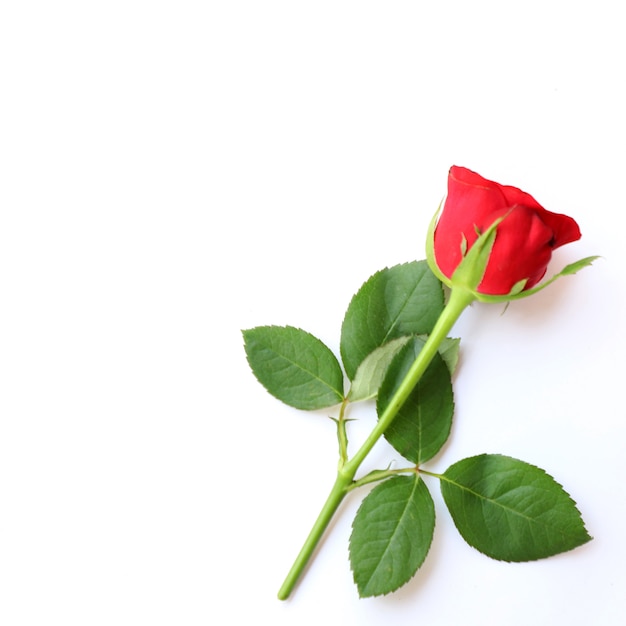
277,287 -> 475,600
335,397 -> 349,469
418,468 -> 445,480
343,287 -> 475,476
277,472 -> 348,600
347,466 -> 417,492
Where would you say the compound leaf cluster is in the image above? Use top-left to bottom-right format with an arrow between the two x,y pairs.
243,260 -> 591,598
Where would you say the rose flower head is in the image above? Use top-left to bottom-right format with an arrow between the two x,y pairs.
431,166 -> 581,296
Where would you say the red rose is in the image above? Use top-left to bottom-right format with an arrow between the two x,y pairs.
433,166 -> 582,295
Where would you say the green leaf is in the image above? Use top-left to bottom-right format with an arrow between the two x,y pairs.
242,326 -> 344,410
425,201 -> 450,286
434,336 -> 460,375
340,261 -> 444,380
349,335 -> 459,403
348,337 -> 412,402
449,215 -> 503,291
349,475 -> 435,597
377,337 -> 454,464
440,454 -> 592,561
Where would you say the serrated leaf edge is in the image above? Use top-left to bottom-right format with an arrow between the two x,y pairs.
440,453 -> 592,562
349,476 -> 436,597
242,325 -> 345,410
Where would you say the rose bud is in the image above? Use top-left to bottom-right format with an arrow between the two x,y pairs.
432,166 -> 581,296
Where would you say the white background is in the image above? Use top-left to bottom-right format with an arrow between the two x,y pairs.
1,1 -> 624,625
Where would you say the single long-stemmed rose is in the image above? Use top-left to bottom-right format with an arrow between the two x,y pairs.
244,167 -> 597,600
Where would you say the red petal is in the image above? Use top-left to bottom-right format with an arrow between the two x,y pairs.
434,167 -> 509,278
478,207 -> 554,294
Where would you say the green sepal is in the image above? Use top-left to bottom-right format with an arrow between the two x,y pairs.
426,202 -> 505,293
448,216 -> 504,292
242,325 -> 345,410
425,201 -> 451,286
475,256 -> 601,303
349,475 -> 435,597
